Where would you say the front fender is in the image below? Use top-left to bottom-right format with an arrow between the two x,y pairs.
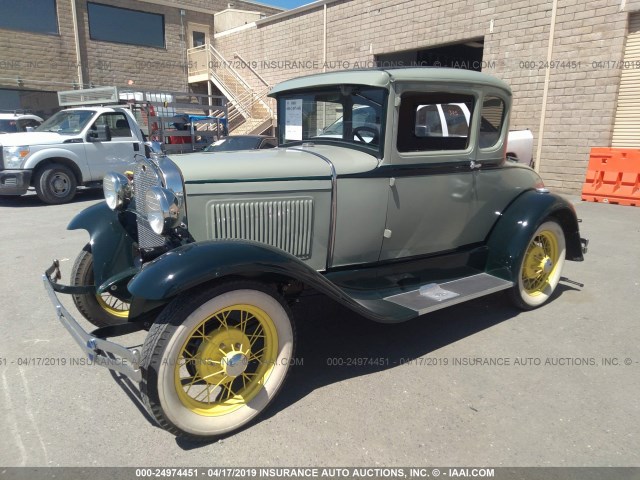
68,202 -> 137,288
486,189 -> 584,282
126,240 -> 407,323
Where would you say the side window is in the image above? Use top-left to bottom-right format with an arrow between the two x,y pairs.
93,113 -> 132,138
17,119 -> 41,131
398,92 -> 474,152
479,96 -> 505,149
260,139 -> 277,149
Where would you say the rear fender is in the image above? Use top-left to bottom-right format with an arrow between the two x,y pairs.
67,202 -> 138,288
486,189 -> 584,282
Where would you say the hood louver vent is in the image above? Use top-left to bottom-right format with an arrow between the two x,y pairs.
209,198 -> 314,259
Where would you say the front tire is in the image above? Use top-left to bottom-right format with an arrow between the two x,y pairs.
71,245 -> 130,327
140,281 -> 295,439
509,220 -> 566,310
35,164 -> 77,204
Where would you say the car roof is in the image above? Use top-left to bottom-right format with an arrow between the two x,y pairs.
269,67 -> 511,96
0,113 -> 43,120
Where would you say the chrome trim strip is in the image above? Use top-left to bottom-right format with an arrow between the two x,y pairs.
289,146 -> 337,270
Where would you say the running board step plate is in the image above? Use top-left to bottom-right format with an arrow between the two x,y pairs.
383,273 -> 513,316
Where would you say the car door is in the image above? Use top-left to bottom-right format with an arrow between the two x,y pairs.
379,88 -> 479,261
84,112 -> 139,179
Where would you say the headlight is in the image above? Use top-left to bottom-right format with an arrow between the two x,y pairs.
146,186 -> 180,235
103,172 -> 131,210
2,146 -> 30,168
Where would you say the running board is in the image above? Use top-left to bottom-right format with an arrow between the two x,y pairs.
383,273 -> 513,316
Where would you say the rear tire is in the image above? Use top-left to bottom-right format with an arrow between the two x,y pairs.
140,281 -> 295,439
508,220 -> 566,310
71,245 -> 130,327
35,164 -> 77,204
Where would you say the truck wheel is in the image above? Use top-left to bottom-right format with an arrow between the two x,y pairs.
71,246 -> 130,327
35,164 -> 77,204
140,281 -> 295,439
508,220 -> 566,310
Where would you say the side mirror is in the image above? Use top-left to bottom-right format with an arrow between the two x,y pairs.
415,125 -> 431,137
88,124 -> 111,142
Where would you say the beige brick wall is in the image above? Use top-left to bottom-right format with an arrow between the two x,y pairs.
213,0 -> 629,194
0,1 -> 78,91
0,0 -> 279,93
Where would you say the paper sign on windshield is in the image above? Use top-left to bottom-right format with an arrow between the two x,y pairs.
285,99 -> 303,141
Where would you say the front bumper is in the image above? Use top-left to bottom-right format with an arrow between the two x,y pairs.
42,260 -> 143,382
0,169 -> 31,195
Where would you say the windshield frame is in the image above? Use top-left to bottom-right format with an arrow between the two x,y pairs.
36,109 -> 97,135
276,85 -> 388,158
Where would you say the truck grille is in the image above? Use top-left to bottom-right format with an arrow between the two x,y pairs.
209,198 -> 314,259
134,158 -> 166,249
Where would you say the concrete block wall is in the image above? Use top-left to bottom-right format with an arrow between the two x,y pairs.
0,1 -> 79,91
0,0 -> 280,93
214,0 -> 630,194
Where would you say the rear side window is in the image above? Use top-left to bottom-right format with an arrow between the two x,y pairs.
398,92 -> 474,152
479,96 -> 506,149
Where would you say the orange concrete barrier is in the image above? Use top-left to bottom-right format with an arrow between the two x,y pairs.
581,148 -> 640,206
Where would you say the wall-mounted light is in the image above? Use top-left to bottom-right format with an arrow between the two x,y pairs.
17,77 -> 23,87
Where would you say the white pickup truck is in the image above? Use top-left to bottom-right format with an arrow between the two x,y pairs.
0,106 -> 144,204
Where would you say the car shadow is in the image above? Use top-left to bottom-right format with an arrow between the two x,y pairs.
0,188 -> 103,207
174,282 -> 580,449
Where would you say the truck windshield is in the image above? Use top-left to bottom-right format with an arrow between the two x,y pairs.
277,85 -> 387,156
36,110 -> 95,134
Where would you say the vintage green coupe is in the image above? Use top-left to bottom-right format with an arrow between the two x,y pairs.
43,68 -> 587,439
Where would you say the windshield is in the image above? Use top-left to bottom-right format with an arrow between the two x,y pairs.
204,136 -> 262,152
36,110 -> 95,134
277,85 -> 387,156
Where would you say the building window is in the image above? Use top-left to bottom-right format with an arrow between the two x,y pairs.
87,2 -> 165,48
0,0 -> 58,35
192,31 -> 206,47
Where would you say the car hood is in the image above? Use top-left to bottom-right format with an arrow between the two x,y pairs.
0,131 -> 70,147
169,144 -> 380,183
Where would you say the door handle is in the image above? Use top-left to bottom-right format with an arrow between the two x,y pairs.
470,160 -> 482,170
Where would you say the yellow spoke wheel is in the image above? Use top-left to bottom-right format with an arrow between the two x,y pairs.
521,231 -> 559,295
96,292 -> 130,318
174,304 -> 278,416
71,245 -> 131,327
141,282 -> 295,439
510,220 -> 566,310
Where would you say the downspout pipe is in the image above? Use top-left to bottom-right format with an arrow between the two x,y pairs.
534,0 -> 559,172
70,0 -> 84,88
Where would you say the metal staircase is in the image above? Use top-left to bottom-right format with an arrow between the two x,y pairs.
187,45 -> 274,135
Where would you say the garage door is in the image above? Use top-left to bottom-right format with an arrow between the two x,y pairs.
612,13 -> 640,147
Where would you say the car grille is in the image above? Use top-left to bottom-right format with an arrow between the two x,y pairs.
134,157 -> 166,249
